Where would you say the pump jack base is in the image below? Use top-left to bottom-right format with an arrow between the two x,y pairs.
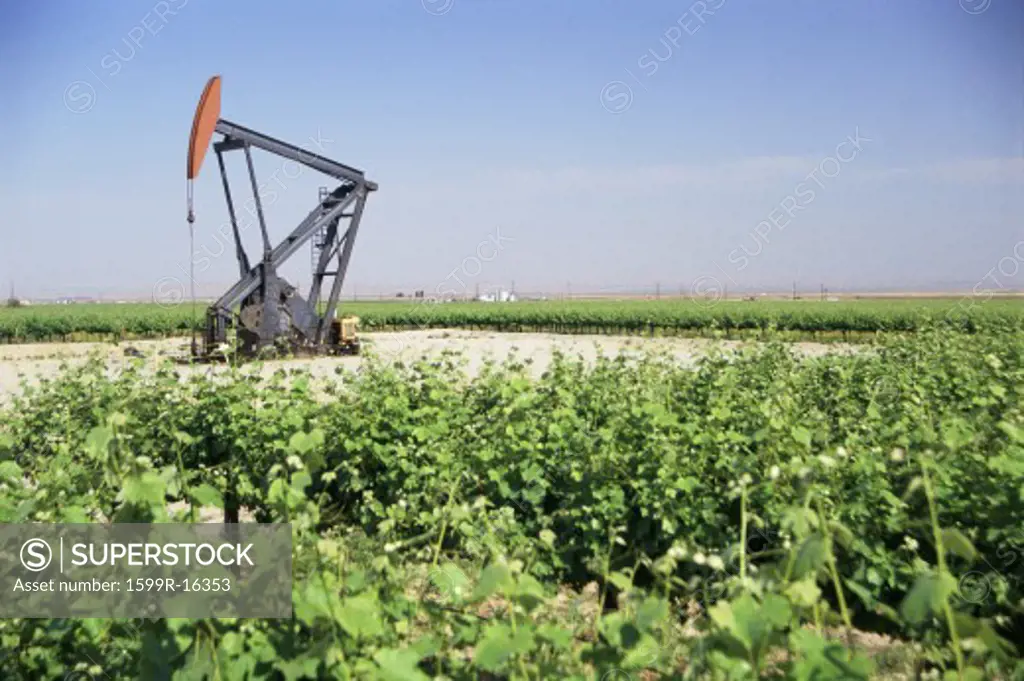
174,343 -> 360,365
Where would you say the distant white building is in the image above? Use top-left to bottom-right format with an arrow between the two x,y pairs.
477,289 -> 517,303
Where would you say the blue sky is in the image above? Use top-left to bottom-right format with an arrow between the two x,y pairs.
1,0 -> 1022,299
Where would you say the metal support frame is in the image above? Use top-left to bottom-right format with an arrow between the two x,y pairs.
214,149 -> 250,276
316,190 -> 368,344
242,145 -> 273,258
200,118 -> 376,356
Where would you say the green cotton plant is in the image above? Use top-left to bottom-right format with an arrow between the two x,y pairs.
674,477 -> 875,680
1,328 -> 1024,678
897,449 -> 1020,680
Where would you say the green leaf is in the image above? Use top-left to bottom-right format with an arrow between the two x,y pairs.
900,570 -> 957,625
902,476 -> 924,501
956,613 -> 1019,661
828,520 -> 855,550
537,624 -> 573,650
374,648 -> 430,681
411,635 -> 441,659
288,430 -> 321,455
761,593 -> 792,627
791,426 -> 812,449
430,563 -> 470,602
709,596 -> 749,652
843,579 -> 875,608
287,430 -> 325,470
721,593 -> 777,659
337,592 -> 383,639
0,460 -> 21,483
622,634 -> 661,669
218,631 -> 243,658
900,574 -> 935,625
781,506 -> 815,539
189,483 -> 223,508
294,580 -> 335,626
267,478 -> 288,507
786,579 -> 822,608
944,669 -> 984,681
791,534 -> 826,579
635,596 -> 669,631
173,430 -> 195,447
473,623 -> 534,672
84,425 -> 113,459
60,505 -> 91,523
290,470 -> 313,494
513,574 -> 547,613
121,471 -> 166,507
274,655 -> 321,681
675,476 -> 699,493
941,417 -> 975,451
607,571 -> 633,593
470,562 -> 513,602
941,528 -> 977,562
790,629 -> 873,680
997,420 -> 1024,443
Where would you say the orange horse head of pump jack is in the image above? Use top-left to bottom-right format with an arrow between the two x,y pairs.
187,75 -> 221,185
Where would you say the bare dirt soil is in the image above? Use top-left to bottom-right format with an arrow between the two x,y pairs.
0,329 -> 856,402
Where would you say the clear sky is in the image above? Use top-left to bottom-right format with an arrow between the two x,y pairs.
1,0 -> 1022,300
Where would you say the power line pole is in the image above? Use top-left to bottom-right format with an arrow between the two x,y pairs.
655,281 -> 660,300
792,281 -> 797,300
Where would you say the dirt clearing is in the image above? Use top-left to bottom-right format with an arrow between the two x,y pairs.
0,329 -> 857,401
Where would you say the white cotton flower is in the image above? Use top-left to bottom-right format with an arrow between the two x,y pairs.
890,448 -> 905,462
768,465 -> 781,480
903,536 -> 919,552
668,545 -> 687,560
286,454 -> 304,470
693,552 -> 707,565
817,455 -> 836,468
706,555 -> 725,571
836,446 -> 848,458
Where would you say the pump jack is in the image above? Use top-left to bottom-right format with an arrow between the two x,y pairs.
185,75 -> 376,358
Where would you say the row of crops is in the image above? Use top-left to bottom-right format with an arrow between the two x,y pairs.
2,297 -> 1023,342
1,329 -> 1022,678
356,298 -> 1024,335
